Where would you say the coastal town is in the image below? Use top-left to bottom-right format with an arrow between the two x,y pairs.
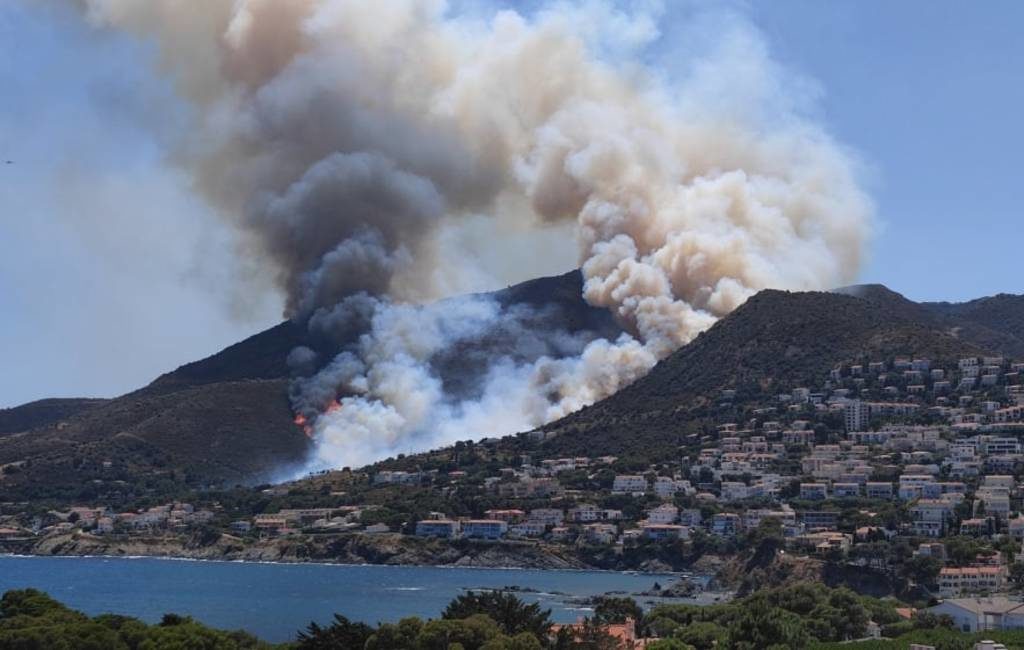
4,354 -> 1024,634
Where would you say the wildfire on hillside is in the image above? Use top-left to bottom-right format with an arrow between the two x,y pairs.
294,400 -> 342,438
293,413 -> 312,438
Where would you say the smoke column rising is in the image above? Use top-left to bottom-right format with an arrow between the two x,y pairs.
78,0 -> 873,470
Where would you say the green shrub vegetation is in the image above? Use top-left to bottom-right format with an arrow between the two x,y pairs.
0,589 -> 277,649
2,583 -> 1017,650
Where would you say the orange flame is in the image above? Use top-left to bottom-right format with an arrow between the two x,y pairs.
293,401 -> 341,439
293,413 -> 313,438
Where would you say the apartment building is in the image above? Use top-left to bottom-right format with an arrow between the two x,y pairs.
415,520 -> 460,538
939,567 -> 1007,597
612,475 -> 648,495
799,483 -> 829,500
711,513 -> 742,537
461,520 -> 509,539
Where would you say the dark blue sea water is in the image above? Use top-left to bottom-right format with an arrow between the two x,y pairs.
0,556 -> 673,642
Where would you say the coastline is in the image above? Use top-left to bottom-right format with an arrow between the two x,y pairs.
0,551 -> 680,577
0,550 -> 733,611
0,531 -> 693,574
0,552 -> 733,643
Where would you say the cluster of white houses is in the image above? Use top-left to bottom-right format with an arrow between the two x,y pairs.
20,502 -> 217,537
7,355 -> 1024,605
407,356 -> 1024,596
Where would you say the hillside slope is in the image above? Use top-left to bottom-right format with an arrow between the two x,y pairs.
923,293 -> 1024,357
0,270 -> 619,497
533,286 -> 994,458
0,398 -> 108,437
3,275 -> 1018,496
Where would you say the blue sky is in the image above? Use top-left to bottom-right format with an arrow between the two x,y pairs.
1,0 -> 1022,407
750,0 -> 1024,298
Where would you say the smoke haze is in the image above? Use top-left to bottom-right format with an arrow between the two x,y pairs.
77,0 -> 872,470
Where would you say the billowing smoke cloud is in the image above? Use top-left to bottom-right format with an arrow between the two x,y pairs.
78,0 -> 872,470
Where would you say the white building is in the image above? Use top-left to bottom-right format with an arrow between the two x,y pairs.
799,483 -> 829,500
568,504 -> 602,522
911,499 -> 956,537
743,507 -> 797,530
1008,516 -> 1024,540
528,508 -> 565,527
845,400 -> 870,433
612,475 -> 648,495
509,521 -> 547,538
416,520 -> 460,538
865,482 -> 894,499
711,513 -> 742,537
929,598 -> 1024,633
833,483 -> 860,498
939,567 -> 1007,597
721,481 -> 752,501
646,504 -> 679,525
461,520 -> 508,539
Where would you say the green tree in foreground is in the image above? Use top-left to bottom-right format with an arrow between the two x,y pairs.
670,621 -> 728,650
1,582 -> 1005,650
550,619 -> 621,650
443,591 -> 552,638
0,588 -> 275,650
592,596 -> 644,626
364,617 -> 424,649
646,640 -> 696,650
725,597 -> 811,650
297,613 -> 374,649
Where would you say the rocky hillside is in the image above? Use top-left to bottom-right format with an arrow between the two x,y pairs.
533,285 -> 1013,458
2,273 -> 1019,497
923,293 -> 1024,357
0,270 -> 619,498
0,398 -> 108,437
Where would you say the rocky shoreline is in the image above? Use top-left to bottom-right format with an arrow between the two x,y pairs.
2,531 -> 604,570
2,531 -> 722,574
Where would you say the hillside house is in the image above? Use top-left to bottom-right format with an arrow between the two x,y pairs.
643,524 -> 688,541
939,567 -> 1007,597
461,520 -> 508,540
929,598 -> 1024,633
582,523 -> 618,545
645,504 -> 679,525
799,483 -> 829,500
612,475 -> 648,495
416,520 -> 460,538
711,513 -> 742,537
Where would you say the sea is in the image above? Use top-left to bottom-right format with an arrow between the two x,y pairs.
0,556 -> 684,642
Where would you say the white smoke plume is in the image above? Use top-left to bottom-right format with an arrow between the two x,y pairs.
78,0 -> 873,470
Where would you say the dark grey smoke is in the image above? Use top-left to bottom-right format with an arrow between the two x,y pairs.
248,152 -> 445,317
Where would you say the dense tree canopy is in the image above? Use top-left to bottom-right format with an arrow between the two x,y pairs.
442,591 -> 552,639
0,589 -> 273,650
1,583 -> 1014,650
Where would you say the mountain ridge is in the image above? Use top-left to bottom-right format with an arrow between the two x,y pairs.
1,276 -> 1020,499
531,284 -> 1017,459
0,270 -> 620,498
